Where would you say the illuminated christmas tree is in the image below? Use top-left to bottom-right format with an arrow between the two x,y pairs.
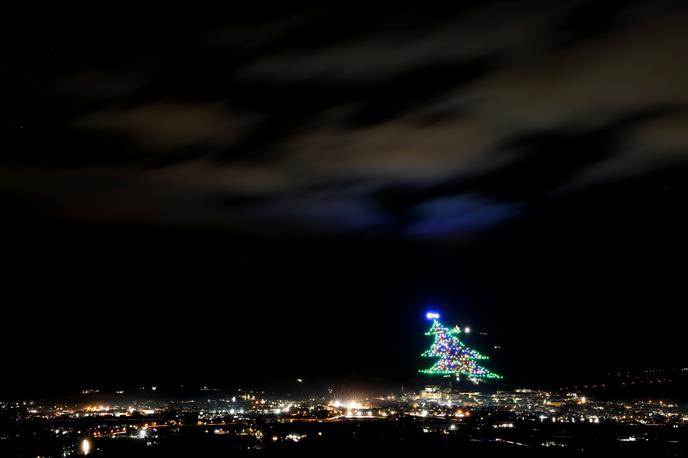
420,313 -> 502,382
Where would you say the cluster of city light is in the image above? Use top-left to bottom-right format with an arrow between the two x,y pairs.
330,399 -> 367,410
420,315 -> 502,380
11,389 -> 688,455
329,399 -> 379,418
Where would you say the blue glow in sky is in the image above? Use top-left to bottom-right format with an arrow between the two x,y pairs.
406,195 -> 523,237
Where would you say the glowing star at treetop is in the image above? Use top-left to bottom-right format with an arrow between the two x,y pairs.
420,316 -> 502,382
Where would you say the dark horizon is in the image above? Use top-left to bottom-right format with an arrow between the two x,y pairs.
2,3 -> 687,398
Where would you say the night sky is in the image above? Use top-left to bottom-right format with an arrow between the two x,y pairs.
2,3 -> 687,397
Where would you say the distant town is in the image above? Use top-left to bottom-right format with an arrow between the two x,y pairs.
2,373 -> 687,456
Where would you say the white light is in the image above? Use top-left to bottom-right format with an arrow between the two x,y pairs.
138,429 -> 147,439
426,312 -> 440,320
619,436 -> 637,442
296,379 -> 303,383
81,438 -> 91,455
464,327 -> 471,334
347,400 -> 363,409
286,433 -> 304,442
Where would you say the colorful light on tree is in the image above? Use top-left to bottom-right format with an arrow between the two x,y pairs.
420,316 -> 502,382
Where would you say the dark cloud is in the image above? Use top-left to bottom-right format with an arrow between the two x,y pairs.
2,1 -> 688,237
348,58 -> 494,127
404,196 -> 523,237
73,101 -> 257,151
